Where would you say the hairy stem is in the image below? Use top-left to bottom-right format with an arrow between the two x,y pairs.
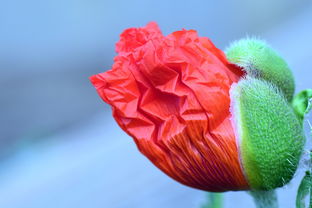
250,190 -> 278,208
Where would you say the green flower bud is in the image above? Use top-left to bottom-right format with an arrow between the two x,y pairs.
226,39 -> 295,102
231,77 -> 305,190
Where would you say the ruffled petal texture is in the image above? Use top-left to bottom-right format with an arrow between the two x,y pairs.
90,22 -> 248,191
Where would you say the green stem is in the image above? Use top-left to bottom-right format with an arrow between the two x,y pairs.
295,101 -> 312,208
309,174 -> 312,208
308,105 -> 312,208
250,190 -> 278,208
202,192 -> 223,208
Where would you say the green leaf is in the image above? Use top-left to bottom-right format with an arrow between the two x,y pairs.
292,89 -> 312,122
296,171 -> 312,208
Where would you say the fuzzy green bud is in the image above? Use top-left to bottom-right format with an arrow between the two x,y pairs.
231,77 -> 305,190
226,38 -> 295,101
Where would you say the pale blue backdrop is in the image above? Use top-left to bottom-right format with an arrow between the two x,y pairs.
0,0 -> 312,207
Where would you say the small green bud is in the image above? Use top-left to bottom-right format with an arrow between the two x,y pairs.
226,38 -> 295,102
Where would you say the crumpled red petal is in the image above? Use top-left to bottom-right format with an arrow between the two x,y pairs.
90,22 -> 248,191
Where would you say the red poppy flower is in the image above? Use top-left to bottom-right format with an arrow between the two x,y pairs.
90,22 -> 248,192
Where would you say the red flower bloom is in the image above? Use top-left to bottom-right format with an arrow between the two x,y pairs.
90,22 -> 248,191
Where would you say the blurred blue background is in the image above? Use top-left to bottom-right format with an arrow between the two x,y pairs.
0,0 -> 312,207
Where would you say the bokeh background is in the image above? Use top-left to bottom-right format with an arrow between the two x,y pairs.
1,0 -> 312,207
